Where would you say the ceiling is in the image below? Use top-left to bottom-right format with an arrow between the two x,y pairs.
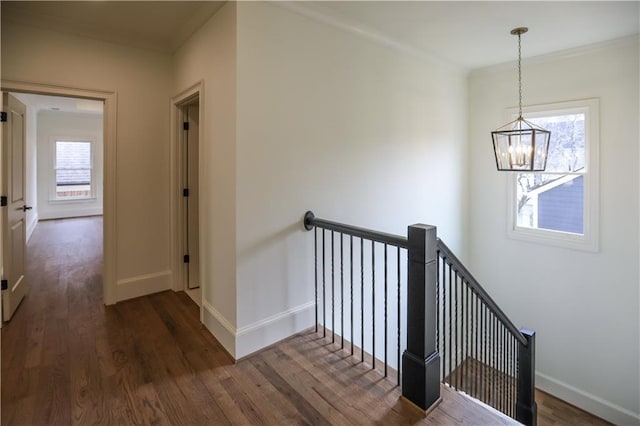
13,93 -> 104,115
2,1 -> 638,69
1,1 -> 225,53
289,1 -> 640,69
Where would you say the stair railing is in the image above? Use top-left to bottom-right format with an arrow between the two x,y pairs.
303,211 -> 536,425
303,211 -> 410,386
436,240 -> 537,425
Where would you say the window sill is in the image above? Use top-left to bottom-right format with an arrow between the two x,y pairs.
508,226 -> 598,253
49,197 -> 98,205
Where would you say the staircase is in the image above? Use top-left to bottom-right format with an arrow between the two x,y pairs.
303,211 -> 537,425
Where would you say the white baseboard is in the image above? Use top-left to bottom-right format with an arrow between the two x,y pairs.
202,300 -> 237,358
235,301 -> 315,359
39,208 -> 103,220
201,300 -> 315,361
115,270 -> 172,302
537,372 -> 640,425
26,213 -> 38,243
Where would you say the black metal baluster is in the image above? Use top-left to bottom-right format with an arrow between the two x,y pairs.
492,313 -> 497,409
331,231 -> 335,343
498,323 -> 502,412
371,240 -> 375,370
487,311 -> 496,408
397,247 -> 401,386
474,291 -> 479,399
436,253 -> 441,381
465,282 -> 470,394
314,226 -> 318,333
482,304 -> 487,402
511,334 -> 516,417
454,270 -> 458,390
322,229 -> 326,338
495,317 -> 502,411
361,237 -> 364,363
340,232 -> 344,349
384,244 -> 388,377
448,262 -> 452,387
502,326 -> 507,414
350,235 -> 354,356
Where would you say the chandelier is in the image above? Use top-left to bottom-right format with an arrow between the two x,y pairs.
492,27 -> 551,171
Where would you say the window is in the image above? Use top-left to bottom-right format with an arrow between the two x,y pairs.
508,99 -> 599,251
53,140 -> 94,200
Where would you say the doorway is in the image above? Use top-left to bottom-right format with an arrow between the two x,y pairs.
182,100 -> 200,306
1,80 -> 117,306
173,83 -> 202,309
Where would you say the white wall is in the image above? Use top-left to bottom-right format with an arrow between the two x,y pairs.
35,110 -> 103,220
172,3 -> 238,353
1,21 -> 174,301
468,37 -> 639,424
234,2 -> 468,358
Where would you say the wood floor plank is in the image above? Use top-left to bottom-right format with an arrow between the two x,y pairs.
1,217 -> 613,426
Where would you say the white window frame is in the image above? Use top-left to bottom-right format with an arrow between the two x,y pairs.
506,98 -> 599,252
50,137 -> 96,202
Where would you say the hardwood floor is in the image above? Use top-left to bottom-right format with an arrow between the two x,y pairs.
2,217 -> 611,425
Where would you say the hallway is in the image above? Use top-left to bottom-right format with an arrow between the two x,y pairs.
1,217 -> 609,425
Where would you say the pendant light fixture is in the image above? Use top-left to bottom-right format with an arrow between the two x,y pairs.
492,27 -> 550,171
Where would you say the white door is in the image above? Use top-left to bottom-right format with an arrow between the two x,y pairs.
2,93 -> 29,321
184,103 -> 199,290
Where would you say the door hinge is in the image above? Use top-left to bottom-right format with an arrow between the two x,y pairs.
183,255 -> 190,263
0,112 -> 6,123
183,122 -> 189,131
1,280 -> 7,291
183,188 -> 189,197
0,196 -> 6,207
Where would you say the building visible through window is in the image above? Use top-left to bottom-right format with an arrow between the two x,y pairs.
55,140 -> 92,199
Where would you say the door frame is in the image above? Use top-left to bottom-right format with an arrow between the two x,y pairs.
1,80 -> 117,305
171,81 -> 204,319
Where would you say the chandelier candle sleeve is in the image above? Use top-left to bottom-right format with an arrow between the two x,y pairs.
492,27 -> 551,172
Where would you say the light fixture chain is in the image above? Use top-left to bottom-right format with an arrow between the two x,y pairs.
518,32 -> 522,118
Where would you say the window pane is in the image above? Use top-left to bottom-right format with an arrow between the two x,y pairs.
517,173 -> 584,234
528,114 -> 585,173
56,141 -> 91,169
55,141 -> 92,198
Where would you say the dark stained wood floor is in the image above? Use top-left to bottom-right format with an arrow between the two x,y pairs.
2,217 -> 611,425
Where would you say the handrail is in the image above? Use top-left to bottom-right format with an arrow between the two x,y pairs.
436,238 -> 527,346
304,211 -> 408,248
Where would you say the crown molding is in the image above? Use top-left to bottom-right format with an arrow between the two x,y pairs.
274,1 -> 466,75
471,34 -> 639,76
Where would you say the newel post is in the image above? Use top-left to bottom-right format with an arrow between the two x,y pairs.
401,224 -> 440,411
516,329 -> 537,426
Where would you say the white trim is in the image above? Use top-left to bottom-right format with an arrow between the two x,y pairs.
235,301 -> 315,359
171,81 -> 204,317
202,300 -> 236,358
115,270 -> 172,302
473,35 -> 639,75
26,212 -> 38,243
537,372 -> 640,425
38,210 -> 102,221
506,98 -> 600,252
0,79 -> 118,305
275,1 -> 464,74
202,300 -> 316,360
